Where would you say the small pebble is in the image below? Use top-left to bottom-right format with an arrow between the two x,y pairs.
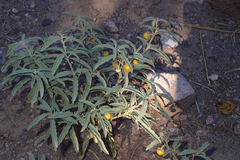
209,74 -> 218,81
206,115 -> 214,124
30,1 -> 36,8
10,15 -> 20,21
42,19 -> 52,26
234,124 -> 240,135
12,8 -> 19,14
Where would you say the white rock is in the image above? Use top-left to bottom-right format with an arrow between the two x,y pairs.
206,115 -> 214,124
105,21 -> 119,33
160,33 -> 178,48
30,1 -> 36,8
12,8 -> 19,14
209,74 -> 218,81
147,72 -> 196,109
10,15 -> 20,21
234,124 -> 240,135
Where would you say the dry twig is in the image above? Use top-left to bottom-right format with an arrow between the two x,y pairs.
180,22 -> 240,34
200,32 -> 211,84
189,80 -> 215,93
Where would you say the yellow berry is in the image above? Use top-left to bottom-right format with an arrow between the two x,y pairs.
133,60 -> 140,65
112,62 -> 119,68
157,148 -> 164,156
124,64 -> 133,72
102,51 -> 109,57
143,32 -> 149,40
105,113 -> 112,120
91,38 -> 96,42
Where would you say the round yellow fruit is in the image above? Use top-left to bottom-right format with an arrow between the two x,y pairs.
133,60 -> 140,65
91,38 -> 96,42
143,32 -> 149,40
157,148 -> 164,156
105,113 -> 112,120
124,64 -> 133,72
112,62 -> 119,68
102,51 -> 109,57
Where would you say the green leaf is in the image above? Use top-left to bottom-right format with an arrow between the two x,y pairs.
79,132 -> 90,159
50,119 -> 58,151
97,112 -> 107,137
27,152 -> 36,160
70,58 -> 92,72
93,44 -> 114,50
196,155 -> 212,160
142,17 -> 156,22
156,93 -> 175,106
39,99 -> 51,112
49,71 -> 72,81
178,149 -> 196,156
53,87 -> 69,104
150,103 -> 172,122
41,36 -> 61,51
62,103 -> 78,112
88,124 -> 109,155
31,83 -> 39,106
48,111 -> 73,119
6,42 -> 20,56
72,75 -> 78,103
58,123 -> 72,145
81,112 -> 90,132
141,25 -> 156,30
27,113 -> 48,130
130,93 -> 136,106
63,117 -> 78,124
134,54 -> 154,66
93,73 -> 106,87
40,54 -> 59,60
146,139 -> 159,151
79,100 -> 96,108
123,67 -> 129,88
123,85 -> 144,98
121,53 -> 133,73
64,12 -> 78,16
52,54 -> 64,75
197,142 -> 210,153
1,58 -> 13,72
85,72 -> 92,86
120,39 -> 136,52
36,76 -> 44,98
100,106 -> 127,113
135,99 -> 148,122
38,154 -> 46,160
70,126 -> 79,152
12,78 -> 31,96
8,69 -> 33,77
132,64 -> 155,73
137,119 -> 161,142
163,148 -> 174,157
108,132 -> 117,158
106,85 -> 122,95
93,55 -> 114,71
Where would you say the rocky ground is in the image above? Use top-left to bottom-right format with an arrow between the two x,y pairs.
0,0 -> 240,160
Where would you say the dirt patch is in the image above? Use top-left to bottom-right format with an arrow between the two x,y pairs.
0,0 -> 240,160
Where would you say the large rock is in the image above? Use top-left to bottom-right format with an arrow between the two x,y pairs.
105,21 -> 119,33
207,0 -> 240,20
147,72 -> 196,110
